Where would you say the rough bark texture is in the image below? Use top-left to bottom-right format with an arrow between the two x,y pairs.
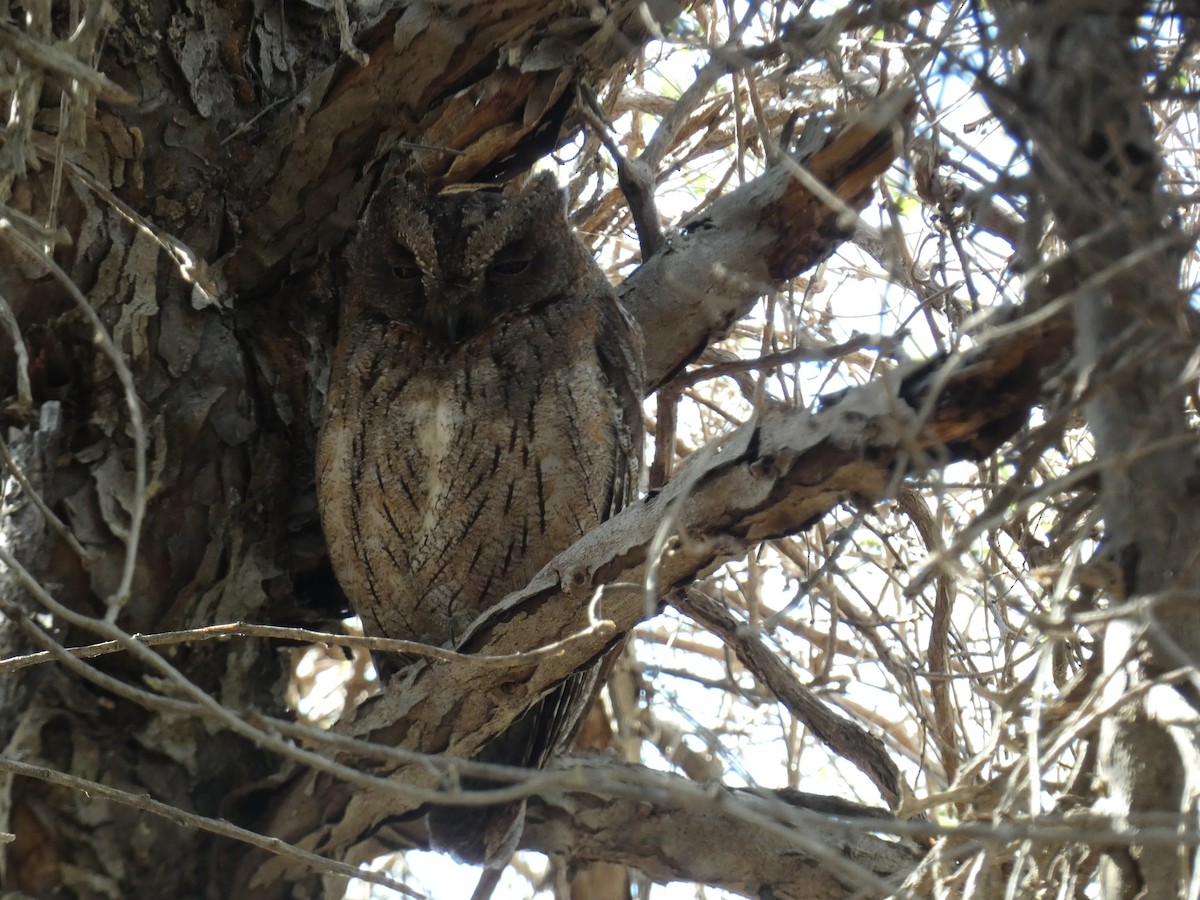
621,94 -> 912,389
0,2 -> 687,896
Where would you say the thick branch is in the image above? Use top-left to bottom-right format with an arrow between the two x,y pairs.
622,93 -> 912,389
522,758 -> 920,900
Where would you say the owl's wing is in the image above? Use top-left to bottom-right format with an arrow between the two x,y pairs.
595,295 -> 647,518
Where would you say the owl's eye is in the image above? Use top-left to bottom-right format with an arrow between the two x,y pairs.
488,258 -> 531,277
386,246 -> 421,281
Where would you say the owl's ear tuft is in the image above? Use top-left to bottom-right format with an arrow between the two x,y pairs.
525,171 -> 560,194
374,178 -> 426,214
520,172 -> 568,221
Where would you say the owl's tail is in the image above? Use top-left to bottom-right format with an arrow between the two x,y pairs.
426,660 -> 606,866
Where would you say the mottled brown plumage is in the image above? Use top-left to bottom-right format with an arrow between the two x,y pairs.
317,174 -> 643,864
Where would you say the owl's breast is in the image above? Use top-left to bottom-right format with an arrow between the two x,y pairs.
317,307 -> 632,650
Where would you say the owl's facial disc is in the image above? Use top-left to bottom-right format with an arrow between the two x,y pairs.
350,178 -> 572,346
406,233 -> 548,344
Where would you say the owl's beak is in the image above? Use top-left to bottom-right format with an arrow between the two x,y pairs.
433,305 -> 462,344
426,290 -> 486,344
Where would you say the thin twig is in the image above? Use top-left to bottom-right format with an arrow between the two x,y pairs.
0,617 -> 617,674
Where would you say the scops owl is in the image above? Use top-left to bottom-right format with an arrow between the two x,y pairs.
317,173 -> 644,864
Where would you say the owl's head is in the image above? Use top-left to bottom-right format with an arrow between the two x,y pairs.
343,173 -> 583,345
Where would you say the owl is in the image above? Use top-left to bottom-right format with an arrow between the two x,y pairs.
316,173 -> 644,864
